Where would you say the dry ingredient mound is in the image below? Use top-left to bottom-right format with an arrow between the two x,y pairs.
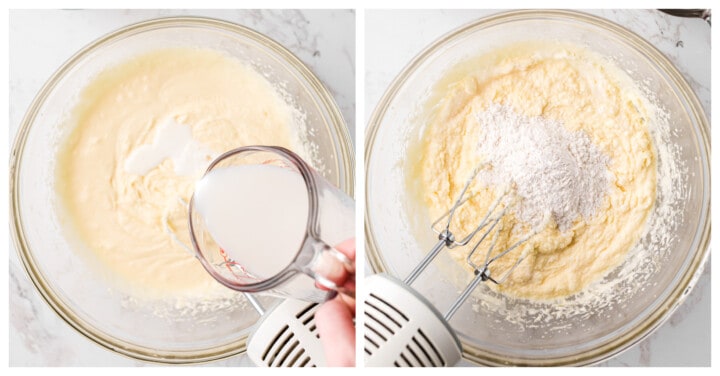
476,104 -> 610,231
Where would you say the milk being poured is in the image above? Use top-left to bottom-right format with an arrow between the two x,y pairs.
193,164 -> 309,279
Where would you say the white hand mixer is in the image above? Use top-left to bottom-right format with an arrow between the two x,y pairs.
179,146 -> 532,367
363,166 -> 539,367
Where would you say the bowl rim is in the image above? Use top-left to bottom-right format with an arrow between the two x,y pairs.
10,15 -> 354,364
364,9 -> 710,366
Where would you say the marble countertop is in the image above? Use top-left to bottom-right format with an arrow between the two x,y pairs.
365,9 -> 710,367
8,9 -> 354,367
8,8 -> 711,368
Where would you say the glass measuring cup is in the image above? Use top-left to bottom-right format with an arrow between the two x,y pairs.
189,146 -> 355,302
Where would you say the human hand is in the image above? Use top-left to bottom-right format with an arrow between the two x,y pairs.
314,238 -> 356,367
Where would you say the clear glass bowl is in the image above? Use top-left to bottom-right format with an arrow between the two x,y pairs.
11,17 -> 353,363
365,10 -> 709,366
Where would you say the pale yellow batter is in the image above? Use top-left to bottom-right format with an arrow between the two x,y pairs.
410,42 -> 656,300
56,48 -> 302,299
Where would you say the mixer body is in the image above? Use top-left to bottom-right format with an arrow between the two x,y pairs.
363,274 -> 462,367
247,299 -> 326,367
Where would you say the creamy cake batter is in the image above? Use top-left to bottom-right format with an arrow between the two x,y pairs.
56,48 -> 303,300
410,42 -> 656,300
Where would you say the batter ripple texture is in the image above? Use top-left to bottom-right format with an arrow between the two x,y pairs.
56,48 -> 307,302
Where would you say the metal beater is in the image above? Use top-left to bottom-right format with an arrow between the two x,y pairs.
364,165 -> 539,367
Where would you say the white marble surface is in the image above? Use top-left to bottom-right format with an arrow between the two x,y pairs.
8,9 -> 355,367
365,9 -> 711,367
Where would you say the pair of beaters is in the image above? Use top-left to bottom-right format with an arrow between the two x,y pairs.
189,146 -> 528,367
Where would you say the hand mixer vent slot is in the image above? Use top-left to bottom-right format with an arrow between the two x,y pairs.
364,292 -> 409,356
296,302 -> 321,338
296,302 -> 319,319
414,329 -> 445,366
252,300 -> 323,367
388,330 -> 446,366
363,274 -> 461,367
364,291 -> 447,366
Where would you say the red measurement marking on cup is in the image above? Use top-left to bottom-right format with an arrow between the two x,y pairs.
219,247 -> 258,280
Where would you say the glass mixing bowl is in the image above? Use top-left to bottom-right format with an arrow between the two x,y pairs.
11,17 -> 353,364
365,10 -> 709,366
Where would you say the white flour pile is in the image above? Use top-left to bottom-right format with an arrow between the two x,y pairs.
476,104 -> 610,231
